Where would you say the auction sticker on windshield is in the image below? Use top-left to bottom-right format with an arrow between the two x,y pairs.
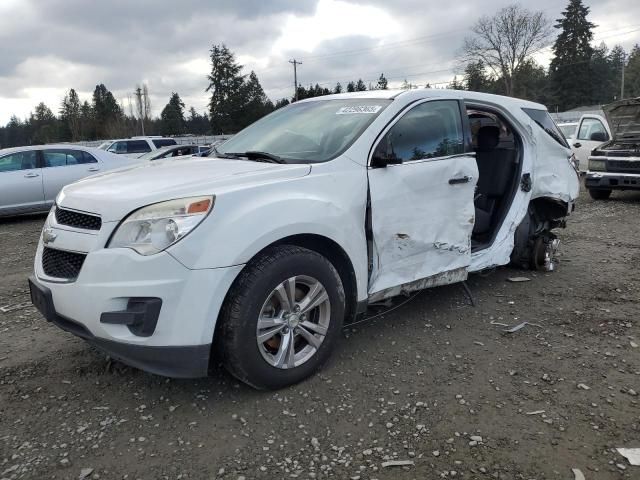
336,105 -> 383,115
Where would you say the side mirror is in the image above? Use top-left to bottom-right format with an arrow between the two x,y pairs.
590,132 -> 608,142
370,137 -> 402,168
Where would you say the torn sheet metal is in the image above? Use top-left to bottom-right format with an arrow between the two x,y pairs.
369,267 -> 467,303
367,154 -> 477,296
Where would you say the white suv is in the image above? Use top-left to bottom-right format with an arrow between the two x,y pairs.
29,89 -> 579,389
99,136 -> 177,158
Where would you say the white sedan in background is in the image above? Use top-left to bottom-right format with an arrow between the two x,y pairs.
0,145 -> 139,217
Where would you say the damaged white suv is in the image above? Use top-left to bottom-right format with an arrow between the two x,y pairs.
29,89 -> 579,389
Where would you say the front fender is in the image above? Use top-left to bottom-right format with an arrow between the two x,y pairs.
168,163 -> 370,301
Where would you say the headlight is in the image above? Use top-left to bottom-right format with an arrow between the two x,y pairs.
588,159 -> 606,172
108,196 -> 214,255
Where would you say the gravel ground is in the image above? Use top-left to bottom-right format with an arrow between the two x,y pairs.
1,187 -> 639,480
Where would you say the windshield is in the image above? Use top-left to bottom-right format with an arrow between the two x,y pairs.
97,142 -> 111,150
216,99 -> 392,163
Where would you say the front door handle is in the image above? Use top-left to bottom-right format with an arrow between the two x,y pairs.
573,142 -> 582,148
449,176 -> 471,185
87,167 -> 100,172
24,172 -> 39,178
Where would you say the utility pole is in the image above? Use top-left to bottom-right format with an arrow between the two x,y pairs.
289,59 -> 302,102
621,52 -> 626,100
134,87 -> 146,136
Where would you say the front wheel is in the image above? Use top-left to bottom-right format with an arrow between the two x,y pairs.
588,188 -> 612,200
218,245 -> 345,390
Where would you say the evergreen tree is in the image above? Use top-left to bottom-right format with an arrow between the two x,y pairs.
376,73 -> 388,90
206,44 -> 246,134
346,81 -> 356,93
241,71 -> 274,126
79,101 -> 94,140
333,82 -> 343,94
92,84 -> 123,138
160,92 -> 186,135
185,107 -> 211,135
464,61 -> 492,92
608,45 -> 626,100
512,60 -> 549,104
60,88 -> 81,141
30,103 -> 57,144
274,98 -> 291,109
355,79 -> 367,91
549,0 -> 596,110
449,76 -> 465,90
626,44 -> 640,98
590,43 -> 612,105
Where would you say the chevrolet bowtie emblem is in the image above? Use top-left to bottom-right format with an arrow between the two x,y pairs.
42,228 -> 57,245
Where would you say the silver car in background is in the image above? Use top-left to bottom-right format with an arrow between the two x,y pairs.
0,145 -> 139,217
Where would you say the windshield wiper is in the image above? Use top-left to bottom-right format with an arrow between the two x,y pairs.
208,145 -> 242,159
227,151 -> 288,164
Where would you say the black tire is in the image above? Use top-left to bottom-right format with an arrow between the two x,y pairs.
218,245 -> 345,390
588,188 -> 612,200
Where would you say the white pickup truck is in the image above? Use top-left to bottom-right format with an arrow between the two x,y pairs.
562,114 -> 612,172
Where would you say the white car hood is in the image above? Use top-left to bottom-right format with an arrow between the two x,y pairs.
57,157 -> 311,222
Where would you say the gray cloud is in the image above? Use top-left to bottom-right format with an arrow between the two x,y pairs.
1,0 -> 638,123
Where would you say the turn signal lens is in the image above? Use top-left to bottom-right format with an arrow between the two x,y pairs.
187,199 -> 211,214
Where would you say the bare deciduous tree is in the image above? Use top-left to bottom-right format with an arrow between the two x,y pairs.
461,4 -> 552,96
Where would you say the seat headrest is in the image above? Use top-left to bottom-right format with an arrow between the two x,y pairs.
477,126 -> 500,151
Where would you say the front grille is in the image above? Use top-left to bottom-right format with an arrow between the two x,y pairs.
607,160 -> 640,173
55,207 -> 102,231
42,247 -> 87,280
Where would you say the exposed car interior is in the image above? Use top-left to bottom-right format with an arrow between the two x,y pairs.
467,107 -> 522,251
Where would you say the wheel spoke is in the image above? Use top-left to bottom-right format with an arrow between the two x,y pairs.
274,330 -> 295,368
274,277 -> 297,312
296,325 -> 322,349
300,320 -> 328,336
257,324 -> 285,343
298,281 -> 329,314
257,315 -> 285,330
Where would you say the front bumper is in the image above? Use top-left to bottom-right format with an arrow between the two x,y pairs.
30,275 -> 210,377
32,223 -> 244,377
585,172 -> 640,190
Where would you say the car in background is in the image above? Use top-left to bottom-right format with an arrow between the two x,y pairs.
567,114 -> 611,172
137,144 -> 209,161
99,136 -> 178,158
557,122 -> 578,140
0,145 -> 139,217
585,98 -> 640,199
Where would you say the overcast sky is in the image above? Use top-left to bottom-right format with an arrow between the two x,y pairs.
1,0 -> 639,124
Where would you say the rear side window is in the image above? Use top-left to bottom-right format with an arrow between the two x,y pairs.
374,100 -> 464,163
153,139 -> 177,148
0,151 -> 38,172
126,140 -> 152,154
43,149 -> 95,167
81,151 -> 98,164
522,108 -> 569,148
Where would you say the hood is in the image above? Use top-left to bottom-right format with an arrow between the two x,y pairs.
603,98 -> 640,141
57,157 -> 311,222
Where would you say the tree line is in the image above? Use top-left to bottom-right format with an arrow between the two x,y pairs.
457,1 -> 640,111
2,0 -> 639,149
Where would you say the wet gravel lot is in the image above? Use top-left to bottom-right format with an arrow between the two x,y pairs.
1,187 -> 639,480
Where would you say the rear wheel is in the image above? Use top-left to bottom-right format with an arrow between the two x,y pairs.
218,245 -> 345,390
588,188 -> 612,200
